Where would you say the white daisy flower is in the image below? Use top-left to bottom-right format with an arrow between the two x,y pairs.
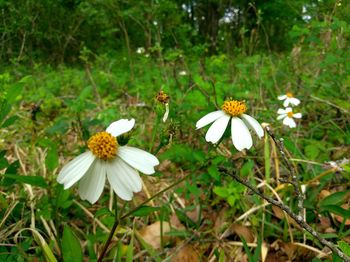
179,70 -> 187,76
277,107 -> 302,128
57,119 -> 159,204
196,100 -> 264,151
278,92 -> 300,107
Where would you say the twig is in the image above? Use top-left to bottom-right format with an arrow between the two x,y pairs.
265,126 -> 304,217
220,167 -> 350,262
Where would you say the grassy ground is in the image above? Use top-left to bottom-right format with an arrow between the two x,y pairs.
1,21 -> 350,261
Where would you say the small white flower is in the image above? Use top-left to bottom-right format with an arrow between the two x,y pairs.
179,70 -> 187,76
57,119 -> 159,204
196,100 -> 264,151
278,92 -> 300,107
277,107 -> 302,128
136,47 -> 145,54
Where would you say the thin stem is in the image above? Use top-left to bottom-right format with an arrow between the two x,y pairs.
97,172 -> 192,260
265,126 -> 304,216
97,200 -> 119,262
220,167 -> 350,262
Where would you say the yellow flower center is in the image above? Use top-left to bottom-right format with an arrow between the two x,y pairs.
221,100 -> 247,117
155,91 -> 170,104
287,112 -> 294,118
87,131 -> 118,160
286,92 -> 294,98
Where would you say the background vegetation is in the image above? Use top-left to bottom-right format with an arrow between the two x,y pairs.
1,0 -> 350,261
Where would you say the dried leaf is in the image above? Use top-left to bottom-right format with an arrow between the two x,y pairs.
281,242 -> 297,261
186,206 -> 201,223
171,244 -> 199,262
319,190 -> 331,200
138,221 -> 171,249
271,206 -> 284,220
222,224 -> 254,243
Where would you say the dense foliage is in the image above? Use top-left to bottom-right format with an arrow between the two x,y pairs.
1,0 -> 349,63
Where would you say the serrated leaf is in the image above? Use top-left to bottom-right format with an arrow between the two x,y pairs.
62,225 -> 83,262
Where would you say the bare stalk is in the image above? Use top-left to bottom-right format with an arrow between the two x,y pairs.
265,126 -> 304,216
220,167 -> 349,262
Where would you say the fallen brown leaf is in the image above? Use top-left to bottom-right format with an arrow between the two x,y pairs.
171,244 -> 199,262
138,221 -> 171,249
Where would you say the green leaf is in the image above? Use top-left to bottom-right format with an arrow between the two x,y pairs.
319,190 -> 350,207
213,187 -> 229,198
62,225 -> 83,262
1,115 -> 18,128
94,207 -> 114,218
264,133 -> 271,182
0,102 -> 11,124
240,160 -> 254,177
208,165 -> 220,181
304,144 -> 320,160
46,145 -> 58,171
320,205 -> 350,219
3,174 -> 48,188
338,241 -> 350,256
126,230 -> 134,262
131,206 -> 161,217
6,83 -> 23,103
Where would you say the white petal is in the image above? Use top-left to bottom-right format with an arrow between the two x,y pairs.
293,113 -> 302,118
57,151 -> 95,189
277,114 -> 287,120
241,114 -> 264,138
277,108 -> 287,114
162,103 -> 169,122
106,161 -> 134,201
278,95 -> 287,100
285,107 -> 293,113
118,146 -> 159,175
283,117 -> 296,128
290,98 -> 300,106
284,99 -> 293,107
205,115 -> 230,143
106,119 -> 135,137
196,110 -> 226,129
113,157 -> 142,192
231,117 -> 253,151
78,160 -> 106,204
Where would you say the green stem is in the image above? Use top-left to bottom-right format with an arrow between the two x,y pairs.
97,173 -> 192,260
97,199 -> 119,262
